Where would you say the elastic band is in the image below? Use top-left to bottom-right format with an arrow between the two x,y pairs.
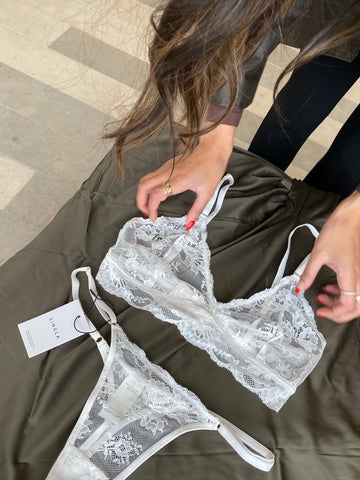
200,174 -> 234,224
271,224 -> 319,287
214,413 -> 275,472
294,254 -> 312,278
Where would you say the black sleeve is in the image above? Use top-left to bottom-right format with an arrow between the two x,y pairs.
210,27 -> 280,110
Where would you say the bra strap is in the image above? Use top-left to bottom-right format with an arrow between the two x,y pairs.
213,413 -> 275,471
271,223 -> 319,288
71,267 -> 115,363
200,174 -> 234,224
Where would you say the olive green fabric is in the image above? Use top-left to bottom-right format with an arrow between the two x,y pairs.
1,136 -> 359,480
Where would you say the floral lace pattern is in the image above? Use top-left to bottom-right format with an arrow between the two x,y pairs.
101,432 -> 143,466
97,216 -> 326,412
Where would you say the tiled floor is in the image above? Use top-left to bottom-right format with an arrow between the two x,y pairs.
0,0 -> 359,265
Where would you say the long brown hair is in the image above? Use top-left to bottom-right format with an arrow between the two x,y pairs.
105,0 -> 360,175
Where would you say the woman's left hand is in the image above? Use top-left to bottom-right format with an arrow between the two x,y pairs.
136,122 -> 236,226
296,190 -> 360,322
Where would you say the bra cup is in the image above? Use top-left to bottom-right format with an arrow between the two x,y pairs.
102,216 -> 215,303
97,215 -> 326,412
220,274 -> 325,410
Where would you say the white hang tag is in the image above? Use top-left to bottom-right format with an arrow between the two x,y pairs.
18,300 -> 90,358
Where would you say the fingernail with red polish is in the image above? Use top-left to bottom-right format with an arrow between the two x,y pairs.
142,211 -> 149,217
317,312 -> 325,318
316,295 -> 323,303
185,220 -> 195,231
295,286 -> 301,294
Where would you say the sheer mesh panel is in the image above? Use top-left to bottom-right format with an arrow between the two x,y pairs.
89,420 -> 175,478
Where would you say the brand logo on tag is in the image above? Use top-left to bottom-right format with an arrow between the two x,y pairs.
49,317 -> 60,339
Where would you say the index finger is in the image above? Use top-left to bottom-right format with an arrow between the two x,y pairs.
136,175 -> 162,214
317,302 -> 359,322
297,250 -> 325,292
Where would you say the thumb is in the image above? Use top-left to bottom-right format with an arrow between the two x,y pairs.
296,251 -> 324,293
186,192 -> 212,229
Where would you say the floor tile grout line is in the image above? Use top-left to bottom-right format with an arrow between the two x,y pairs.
0,151 -> 36,174
0,99 -> 113,147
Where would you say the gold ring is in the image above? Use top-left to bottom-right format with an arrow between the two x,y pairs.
356,295 -> 360,304
160,182 -> 172,197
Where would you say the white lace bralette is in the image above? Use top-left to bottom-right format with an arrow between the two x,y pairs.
96,174 -> 326,412
46,267 -> 275,480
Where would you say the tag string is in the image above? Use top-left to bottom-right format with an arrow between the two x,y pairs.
73,289 -> 111,334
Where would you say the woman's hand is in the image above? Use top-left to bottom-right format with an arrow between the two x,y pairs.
136,123 -> 236,229
296,191 -> 360,322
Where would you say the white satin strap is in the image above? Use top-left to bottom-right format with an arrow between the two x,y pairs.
271,223 -> 319,288
200,174 -> 234,224
213,413 -> 275,472
71,266 -> 115,363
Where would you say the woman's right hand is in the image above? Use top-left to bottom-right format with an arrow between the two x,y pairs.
136,123 -> 236,229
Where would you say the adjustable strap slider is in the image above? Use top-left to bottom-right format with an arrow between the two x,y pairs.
200,174 -> 234,224
213,413 -> 275,472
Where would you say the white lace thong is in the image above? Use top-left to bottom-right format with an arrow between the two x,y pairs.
96,174 -> 326,412
46,267 -> 275,480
